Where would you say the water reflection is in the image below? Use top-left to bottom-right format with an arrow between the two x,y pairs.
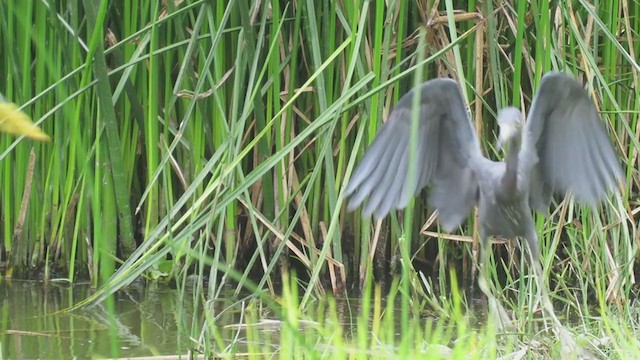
0,280 -> 194,359
0,278 -> 488,358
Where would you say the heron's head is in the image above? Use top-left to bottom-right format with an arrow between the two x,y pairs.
496,107 -> 523,151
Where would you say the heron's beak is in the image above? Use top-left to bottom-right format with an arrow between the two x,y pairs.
496,129 -> 510,152
495,137 -> 504,152
496,121 -> 519,152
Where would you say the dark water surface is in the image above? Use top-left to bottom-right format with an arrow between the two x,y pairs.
0,280 -> 197,359
0,279 -> 374,359
0,278 -> 495,358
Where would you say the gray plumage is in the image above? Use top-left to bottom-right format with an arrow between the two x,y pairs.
345,72 -> 623,257
345,72 -> 623,347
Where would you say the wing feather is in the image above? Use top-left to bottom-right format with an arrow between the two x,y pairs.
345,78 -> 482,226
521,72 -> 623,210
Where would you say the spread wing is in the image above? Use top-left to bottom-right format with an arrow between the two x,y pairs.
344,78 -> 483,230
519,72 -> 624,211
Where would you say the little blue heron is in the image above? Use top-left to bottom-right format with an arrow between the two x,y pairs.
345,72 -> 623,353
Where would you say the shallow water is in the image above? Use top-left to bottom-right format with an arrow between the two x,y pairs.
0,279 -> 379,358
0,279 -> 422,358
2,276 -> 611,358
0,280 -> 196,359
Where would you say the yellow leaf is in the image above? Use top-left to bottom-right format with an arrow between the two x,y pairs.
0,101 -> 50,141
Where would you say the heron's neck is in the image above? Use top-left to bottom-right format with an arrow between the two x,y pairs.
501,130 -> 522,198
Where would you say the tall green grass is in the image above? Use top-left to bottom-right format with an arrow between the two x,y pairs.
0,0 -> 638,358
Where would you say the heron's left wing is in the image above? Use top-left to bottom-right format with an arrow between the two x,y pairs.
520,72 -> 623,211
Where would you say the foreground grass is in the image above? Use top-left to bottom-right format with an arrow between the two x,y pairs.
0,0 -> 638,358
188,272 -> 640,359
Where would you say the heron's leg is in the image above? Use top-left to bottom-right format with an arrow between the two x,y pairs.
523,230 -> 561,326
477,232 -> 513,330
524,230 -> 580,355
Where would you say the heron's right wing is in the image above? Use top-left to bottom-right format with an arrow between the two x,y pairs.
345,78 -> 482,230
